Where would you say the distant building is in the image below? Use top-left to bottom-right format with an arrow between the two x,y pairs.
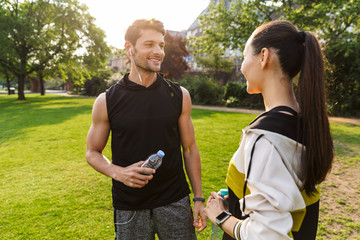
108,54 -> 129,73
167,30 -> 187,38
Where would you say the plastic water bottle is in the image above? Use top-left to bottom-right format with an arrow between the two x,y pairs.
211,189 -> 229,240
140,150 -> 165,175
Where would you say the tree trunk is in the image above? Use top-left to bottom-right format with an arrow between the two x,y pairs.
18,52 -> 27,100
39,71 -> 45,95
17,74 -> 26,100
6,77 -> 11,95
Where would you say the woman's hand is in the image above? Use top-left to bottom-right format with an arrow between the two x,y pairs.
204,191 -> 227,224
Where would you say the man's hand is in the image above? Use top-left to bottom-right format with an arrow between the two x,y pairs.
113,161 -> 155,188
193,201 -> 207,232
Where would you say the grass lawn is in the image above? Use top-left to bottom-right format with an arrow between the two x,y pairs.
0,94 -> 359,239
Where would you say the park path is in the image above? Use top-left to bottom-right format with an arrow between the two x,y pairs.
193,105 -> 360,126
3,90 -> 358,125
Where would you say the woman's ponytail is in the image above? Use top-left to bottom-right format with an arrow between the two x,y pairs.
298,32 -> 334,195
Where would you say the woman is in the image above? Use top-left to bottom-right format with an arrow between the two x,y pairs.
205,20 -> 334,240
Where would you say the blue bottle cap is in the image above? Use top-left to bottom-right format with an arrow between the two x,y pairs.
157,150 -> 165,158
219,189 -> 228,197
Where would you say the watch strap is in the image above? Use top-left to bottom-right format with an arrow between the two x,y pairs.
192,197 -> 205,202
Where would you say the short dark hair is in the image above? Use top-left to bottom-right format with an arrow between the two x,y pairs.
125,19 -> 165,46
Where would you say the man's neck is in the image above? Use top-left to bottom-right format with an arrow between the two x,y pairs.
128,70 -> 157,87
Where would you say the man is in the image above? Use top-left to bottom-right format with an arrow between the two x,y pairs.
86,19 -> 207,239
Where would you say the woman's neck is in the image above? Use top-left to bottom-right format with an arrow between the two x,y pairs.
261,77 -> 300,113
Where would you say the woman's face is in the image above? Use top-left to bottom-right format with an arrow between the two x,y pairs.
241,37 -> 263,94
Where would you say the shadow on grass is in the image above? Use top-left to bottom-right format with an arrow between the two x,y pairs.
191,108 -> 243,120
0,95 -> 94,143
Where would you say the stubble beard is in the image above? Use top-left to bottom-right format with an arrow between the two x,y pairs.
134,55 -> 162,73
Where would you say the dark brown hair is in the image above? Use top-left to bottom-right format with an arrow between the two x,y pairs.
251,20 -> 334,195
125,19 -> 165,46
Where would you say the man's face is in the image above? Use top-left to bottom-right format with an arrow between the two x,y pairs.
132,29 -> 165,73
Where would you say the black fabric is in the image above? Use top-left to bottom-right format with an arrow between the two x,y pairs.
292,201 -> 319,240
106,73 -> 190,210
226,106 -> 318,239
247,106 -> 303,144
222,188 -> 242,240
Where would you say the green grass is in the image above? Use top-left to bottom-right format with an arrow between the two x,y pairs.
1,94 -> 359,239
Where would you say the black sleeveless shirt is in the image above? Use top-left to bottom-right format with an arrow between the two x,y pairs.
106,73 -> 190,210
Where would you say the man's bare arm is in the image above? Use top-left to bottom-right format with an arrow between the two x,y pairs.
85,93 -> 154,188
178,87 -> 207,232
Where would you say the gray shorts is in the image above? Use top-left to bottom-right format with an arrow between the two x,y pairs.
114,195 -> 196,240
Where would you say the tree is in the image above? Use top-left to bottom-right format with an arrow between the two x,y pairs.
84,68 -> 113,96
161,31 -> 190,80
191,0 -> 275,54
0,66 -> 15,95
324,33 -> 360,116
285,0 -> 360,116
192,0 -> 360,116
53,52 -> 93,94
196,52 -> 234,85
0,0 -> 110,100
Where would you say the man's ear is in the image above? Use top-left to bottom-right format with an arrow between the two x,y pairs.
260,48 -> 270,70
124,42 -> 132,56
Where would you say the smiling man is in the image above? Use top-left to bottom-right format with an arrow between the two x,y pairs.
85,19 -> 206,239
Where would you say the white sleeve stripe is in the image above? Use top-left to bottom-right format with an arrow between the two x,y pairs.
234,220 -> 243,240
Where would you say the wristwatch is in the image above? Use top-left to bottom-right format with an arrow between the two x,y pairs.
215,211 -> 232,229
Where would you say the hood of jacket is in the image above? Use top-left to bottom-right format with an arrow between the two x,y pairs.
244,128 -> 305,188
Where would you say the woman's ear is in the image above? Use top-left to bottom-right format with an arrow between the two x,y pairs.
260,48 -> 270,70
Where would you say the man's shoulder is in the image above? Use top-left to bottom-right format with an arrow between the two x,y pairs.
94,92 -> 107,107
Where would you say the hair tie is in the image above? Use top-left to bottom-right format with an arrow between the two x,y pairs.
298,31 -> 306,43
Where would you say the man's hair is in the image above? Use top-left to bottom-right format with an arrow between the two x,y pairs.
125,19 -> 165,46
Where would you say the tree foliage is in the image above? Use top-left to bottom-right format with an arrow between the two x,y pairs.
161,31 -> 189,80
0,0 -> 110,100
178,74 -> 224,105
84,68 -> 113,97
224,82 -> 264,109
192,0 -> 360,116
0,65 -> 15,95
196,52 -> 234,85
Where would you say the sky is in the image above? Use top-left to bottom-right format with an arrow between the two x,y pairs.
77,0 -> 210,49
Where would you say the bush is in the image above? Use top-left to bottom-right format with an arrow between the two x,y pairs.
325,38 -> 360,117
224,82 -> 264,109
84,77 -> 107,96
83,69 -> 113,96
177,74 -> 224,105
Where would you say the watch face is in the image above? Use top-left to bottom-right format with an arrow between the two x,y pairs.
216,211 -> 230,221
216,211 -> 231,227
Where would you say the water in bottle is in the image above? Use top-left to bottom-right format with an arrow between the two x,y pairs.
140,150 -> 165,175
211,189 -> 229,240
